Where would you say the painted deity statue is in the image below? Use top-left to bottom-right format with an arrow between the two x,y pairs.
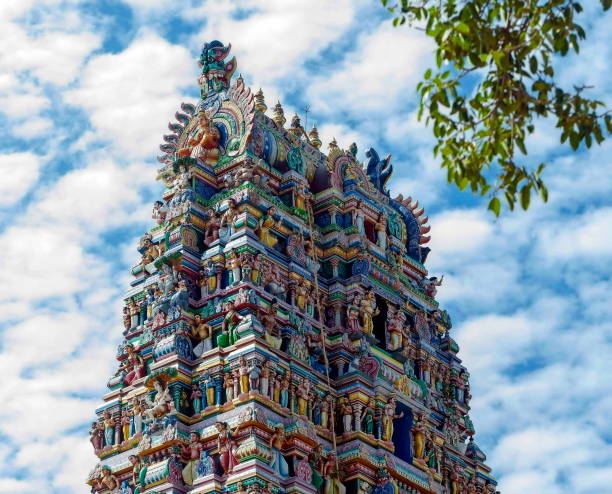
90,420 -> 104,451
121,344 -> 146,386
178,111 -> 221,164
215,422 -> 240,475
346,294 -> 362,334
297,378 -> 311,416
238,356 -> 250,394
131,399 -> 145,436
224,369 -> 235,402
413,413 -> 427,460
217,300 -> 245,347
322,453 -> 346,494
359,290 -> 379,335
386,306 -> 407,352
220,199 -> 239,240
191,314 -> 212,357
181,432 -> 204,485
360,399 -> 376,435
381,396 -> 403,441
204,208 -> 221,244
128,455 -> 147,494
422,275 -> 444,298
98,466 -> 119,493
103,410 -> 115,448
256,206 -> 280,247
269,424 -> 289,478
140,235 -> 161,274
339,398 -> 353,434
144,378 -> 173,420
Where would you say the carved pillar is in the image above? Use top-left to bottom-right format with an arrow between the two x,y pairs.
351,401 -> 363,432
330,258 -> 340,278
214,262 -> 224,292
329,206 -> 338,225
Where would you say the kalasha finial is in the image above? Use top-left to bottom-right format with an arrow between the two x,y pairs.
273,101 -> 286,128
309,125 -> 322,149
328,137 -> 338,150
255,88 -> 267,113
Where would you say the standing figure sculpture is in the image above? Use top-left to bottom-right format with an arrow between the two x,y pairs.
215,422 -> 240,475
181,432 -> 204,485
359,290 -> 379,335
269,424 -> 289,478
256,206 -> 280,248
381,395 -> 403,441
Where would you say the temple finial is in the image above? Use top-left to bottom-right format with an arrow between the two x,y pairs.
273,101 -> 286,128
309,125 -> 322,149
255,88 -> 267,113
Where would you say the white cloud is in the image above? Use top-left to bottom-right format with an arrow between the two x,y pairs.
536,207 -> 612,260
307,21 -> 433,116
67,31 -> 195,158
13,116 -> 52,137
428,209 -> 493,255
0,478 -> 37,493
187,0 -> 359,84
0,91 -> 49,118
0,152 -> 43,205
0,19 -> 100,86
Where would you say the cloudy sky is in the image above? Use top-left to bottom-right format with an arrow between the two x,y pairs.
0,1 -> 610,493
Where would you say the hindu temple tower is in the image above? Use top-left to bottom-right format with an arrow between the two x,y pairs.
87,40 -> 498,494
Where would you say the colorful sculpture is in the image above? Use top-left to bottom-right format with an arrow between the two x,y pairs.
89,40 -> 497,494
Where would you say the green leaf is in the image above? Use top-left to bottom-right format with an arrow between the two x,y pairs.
456,22 -> 470,34
520,185 -> 531,210
529,55 -> 538,74
488,197 -> 501,217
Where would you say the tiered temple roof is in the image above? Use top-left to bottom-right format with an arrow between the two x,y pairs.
87,40 -> 498,494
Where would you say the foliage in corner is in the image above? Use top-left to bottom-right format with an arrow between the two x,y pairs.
383,0 -> 611,215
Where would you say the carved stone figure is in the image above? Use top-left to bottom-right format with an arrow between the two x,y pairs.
152,200 -> 167,225
269,424 -> 289,478
248,359 -> 261,393
128,455 -> 147,494
340,398 -> 353,434
103,411 -> 115,447
181,432 -> 204,485
191,314 -> 212,357
144,378 -> 173,420
423,275 -> 444,298
90,421 -> 104,451
381,396 -> 403,441
220,199 -> 238,240
215,421 -> 240,475
178,111 -> 221,164
386,306 -> 406,352
217,300 -> 245,347
98,466 -> 119,493
413,414 -> 427,459
359,290 -> 379,335
256,206 -> 280,247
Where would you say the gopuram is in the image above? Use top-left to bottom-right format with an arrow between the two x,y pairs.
87,41 -> 498,494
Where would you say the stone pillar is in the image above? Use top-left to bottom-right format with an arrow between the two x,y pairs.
352,401 -> 364,432
330,258 -> 340,278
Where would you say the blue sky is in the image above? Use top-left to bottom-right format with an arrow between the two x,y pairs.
0,1 -> 610,493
